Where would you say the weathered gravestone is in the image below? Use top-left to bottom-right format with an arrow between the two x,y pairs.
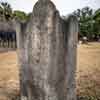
14,0 -> 78,100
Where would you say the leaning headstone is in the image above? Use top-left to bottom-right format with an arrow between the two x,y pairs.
14,0 -> 78,100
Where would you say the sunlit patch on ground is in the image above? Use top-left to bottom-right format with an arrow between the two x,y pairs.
77,42 -> 100,97
0,50 -> 19,100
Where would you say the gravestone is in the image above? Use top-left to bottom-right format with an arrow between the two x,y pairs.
14,0 -> 78,100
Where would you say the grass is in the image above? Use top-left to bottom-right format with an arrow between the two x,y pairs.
0,42 -> 100,99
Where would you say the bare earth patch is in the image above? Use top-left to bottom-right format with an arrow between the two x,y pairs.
0,50 -> 19,100
77,42 -> 100,97
0,42 -> 100,99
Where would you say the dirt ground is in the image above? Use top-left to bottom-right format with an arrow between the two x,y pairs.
0,42 -> 100,100
77,42 -> 100,97
0,49 -> 19,100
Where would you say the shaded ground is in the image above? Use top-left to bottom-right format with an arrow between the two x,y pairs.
0,42 -> 100,99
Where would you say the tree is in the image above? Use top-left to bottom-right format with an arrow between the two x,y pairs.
93,9 -> 100,38
0,6 -> 3,21
73,7 -> 95,40
0,2 -> 12,21
13,10 -> 28,21
0,2 -> 29,21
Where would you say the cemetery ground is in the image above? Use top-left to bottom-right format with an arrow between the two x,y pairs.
0,42 -> 100,100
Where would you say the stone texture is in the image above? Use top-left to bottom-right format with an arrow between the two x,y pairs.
15,0 -> 78,100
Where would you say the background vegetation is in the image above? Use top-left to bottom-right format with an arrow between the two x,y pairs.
64,7 -> 100,41
0,2 -> 29,21
0,1 -> 100,41
73,7 -> 100,41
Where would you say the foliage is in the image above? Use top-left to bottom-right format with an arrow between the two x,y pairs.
0,2 -> 12,21
0,2 -> 100,41
13,10 -> 28,21
93,9 -> 100,36
73,7 -> 100,41
63,7 -> 100,41
0,1 -> 29,21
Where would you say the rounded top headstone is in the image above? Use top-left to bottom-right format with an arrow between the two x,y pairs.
39,0 -> 50,1
38,0 -> 50,3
